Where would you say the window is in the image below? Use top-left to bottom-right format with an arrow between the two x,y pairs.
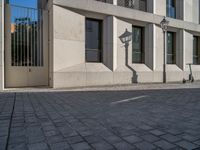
193,36 -> 200,64
132,26 -> 144,63
167,0 -> 176,18
117,0 -> 147,12
167,32 -> 176,64
86,19 -> 102,62
139,0 -> 147,11
96,0 -> 113,4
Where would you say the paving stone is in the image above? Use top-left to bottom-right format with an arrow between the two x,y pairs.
9,136 -> 26,145
161,134 -> 181,143
28,142 -> 48,150
141,134 -> 160,142
194,140 -> 200,146
66,136 -> 84,144
154,140 -> 176,149
71,142 -> 91,150
123,135 -> 143,144
139,125 -> 153,130
28,135 -> 45,144
0,142 -> 6,150
44,130 -> 59,137
103,135 -> 122,144
135,141 -> 156,150
179,134 -> 199,142
8,143 -> 27,150
50,142 -> 70,150
3,89 -> 200,150
113,141 -> 136,150
176,140 -> 199,150
166,129 -> 183,135
47,135 -> 64,144
91,141 -> 114,150
84,135 -> 103,144
150,130 -> 165,136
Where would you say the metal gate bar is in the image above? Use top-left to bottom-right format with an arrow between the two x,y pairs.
10,5 -> 43,67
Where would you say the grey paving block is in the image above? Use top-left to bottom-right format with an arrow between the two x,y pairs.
135,141 -> 156,150
179,134 -> 199,142
194,140 -> 200,146
154,140 -> 176,149
139,125 -> 153,131
91,141 -> 114,150
103,135 -> 122,144
161,134 -> 181,143
150,130 -> 165,136
123,135 -> 143,144
8,143 -> 27,150
44,130 -> 59,137
84,135 -> 103,144
166,129 -> 183,135
113,141 -> 136,150
9,136 -> 26,145
66,136 -> 84,144
71,142 -> 91,150
176,140 -> 199,150
28,142 -> 48,150
47,135 -> 64,144
141,134 -> 160,142
50,142 -> 70,150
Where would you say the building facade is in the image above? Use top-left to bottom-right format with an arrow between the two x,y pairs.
0,0 -> 200,89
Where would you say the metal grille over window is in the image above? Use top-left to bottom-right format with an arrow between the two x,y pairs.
10,5 -> 43,67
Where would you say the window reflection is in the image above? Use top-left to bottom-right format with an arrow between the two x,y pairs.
193,36 -> 200,64
132,26 -> 144,63
167,0 -> 176,18
167,32 -> 176,64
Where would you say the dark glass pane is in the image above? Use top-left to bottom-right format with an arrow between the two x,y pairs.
167,32 -> 175,64
133,52 -> 142,63
86,50 -> 101,62
167,0 -> 176,18
193,36 -> 199,64
139,0 -> 147,11
86,19 -> 102,62
132,26 -> 143,63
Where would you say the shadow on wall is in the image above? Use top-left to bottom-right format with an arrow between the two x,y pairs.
119,28 -> 138,83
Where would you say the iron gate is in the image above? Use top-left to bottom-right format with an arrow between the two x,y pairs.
5,4 -> 49,87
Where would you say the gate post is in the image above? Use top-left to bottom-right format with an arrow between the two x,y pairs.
0,0 -> 4,90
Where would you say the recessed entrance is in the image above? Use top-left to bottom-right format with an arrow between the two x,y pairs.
5,1 -> 49,88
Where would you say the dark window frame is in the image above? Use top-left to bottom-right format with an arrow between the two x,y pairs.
85,18 -> 103,63
132,26 -> 145,64
167,31 -> 176,64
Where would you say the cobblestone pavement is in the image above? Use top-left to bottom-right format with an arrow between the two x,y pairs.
1,87 -> 200,150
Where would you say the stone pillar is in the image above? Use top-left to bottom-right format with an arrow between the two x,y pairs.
154,0 -> 166,16
103,16 -> 117,71
145,24 -> 155,70
176,29 -> 184,70
184,0 -> 193,22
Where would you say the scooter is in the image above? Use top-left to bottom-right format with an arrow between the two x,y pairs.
183,63 -> 194,83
